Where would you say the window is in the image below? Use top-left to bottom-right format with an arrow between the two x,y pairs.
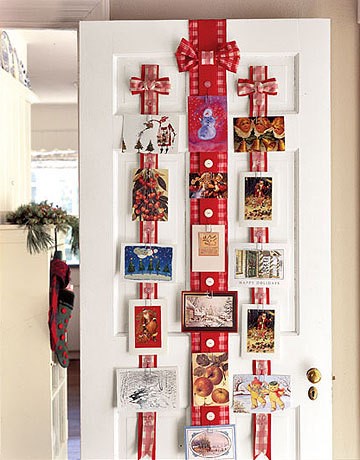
31,149 -> 79,264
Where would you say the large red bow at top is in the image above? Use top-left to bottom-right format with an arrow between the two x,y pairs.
175,38 -> 240,73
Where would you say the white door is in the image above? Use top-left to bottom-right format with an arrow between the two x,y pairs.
80,19 -> 331,460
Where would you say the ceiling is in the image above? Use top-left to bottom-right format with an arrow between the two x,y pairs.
17,29 -> 78,104
0,0 -> 109,104
0,0 -> 105,28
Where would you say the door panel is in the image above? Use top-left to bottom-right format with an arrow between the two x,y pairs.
80,19 -> 331,460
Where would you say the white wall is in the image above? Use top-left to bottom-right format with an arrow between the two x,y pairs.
32,103 -> 78,151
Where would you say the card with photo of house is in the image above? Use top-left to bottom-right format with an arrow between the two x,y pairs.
192,225 -> 225,272
121,243 -> 175,282
116,367 -> 178,412
241,304 -> 279,359
182,291 -> 238,332
233,116 -> 285,152
192,352 -> 229,407
228,242 -> 288,288
122,113 -> 179,154
188,96 -> 228,152
233,374 -> 291,414
239,172 -> 278,227
128,299 -> 167,355
184,425 -> 237,460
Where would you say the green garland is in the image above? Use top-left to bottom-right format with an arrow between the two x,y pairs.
6,201 -> 79,255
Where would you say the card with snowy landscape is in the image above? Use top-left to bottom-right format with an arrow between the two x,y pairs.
182,291 -> 238,332
121,243 -> 175,282
116,367 -> 178,412
239,172 -> 278,227
129,299 -> 167,355
241,304 -> 279,358
184,425 -> 236,460
233,116 -> 285,152
233,374 -> 291,414
188,96 -> 227,152
122,114 -> 179,154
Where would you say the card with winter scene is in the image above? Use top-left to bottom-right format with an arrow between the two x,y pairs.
192,352 -> 229,407
188,96 -> 227,152
233,116 -> 285,152
189,172 -> 228,199
132,168 -> 168,221
122,114 -> 179,154
233,374 -> 291,414
128,299 -> 167,355
184,424 -> 237,460
181,291 -> 238,332
228,242 -> 288,288
192,225 -> 225,272
241,304 -> 279,359
116,367 -> 178,412
239,172 -> 278,227
121,243 -> 175,282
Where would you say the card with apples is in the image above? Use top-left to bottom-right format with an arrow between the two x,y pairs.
192,352 -> 229,407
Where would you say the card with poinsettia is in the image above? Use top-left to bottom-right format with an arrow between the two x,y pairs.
233,116 -> 285,152
122,114 -> 179,154
192,352 -> 229,407
188,96 -> 227,152
128,299 -> 167,355
132,168 -> 168,221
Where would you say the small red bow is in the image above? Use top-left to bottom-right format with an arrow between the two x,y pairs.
175,38 -> 240,73
237,77 -> 278,113
130,76 -> 171,95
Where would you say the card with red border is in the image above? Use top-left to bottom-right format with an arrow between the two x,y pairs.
129,299 -> 167,355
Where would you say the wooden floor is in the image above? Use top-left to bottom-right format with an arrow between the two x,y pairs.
68,359 -> 80,460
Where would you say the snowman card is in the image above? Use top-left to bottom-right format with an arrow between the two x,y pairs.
188,96 -> 227,152
122,114 -> 179,154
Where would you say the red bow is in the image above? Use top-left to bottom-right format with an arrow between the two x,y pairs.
130,64 -> 171,115
237,77 -> 278,116
175,38 -> 240,73
129,77 -> 171,95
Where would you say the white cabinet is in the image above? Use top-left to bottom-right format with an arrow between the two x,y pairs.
0,67 -> 36,214
0,226 -> 67,460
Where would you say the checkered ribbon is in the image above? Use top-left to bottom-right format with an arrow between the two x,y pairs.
180,20 -> 239,96
130,64 -> 170,115
246,65 -> 276,460
238,66 -> 277,117
175,38 -> 240,73
137,145 -> 159,459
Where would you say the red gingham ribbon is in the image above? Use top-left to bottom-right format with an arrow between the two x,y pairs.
238,66 -> 277,117
130,64 -> 170,115
175,38 -> 240,74
247,65 -> 276,460
137,141 -> 160,460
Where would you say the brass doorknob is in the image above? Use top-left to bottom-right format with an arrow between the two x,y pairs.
306,368 -> 321,384
308,386 -> 318,400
